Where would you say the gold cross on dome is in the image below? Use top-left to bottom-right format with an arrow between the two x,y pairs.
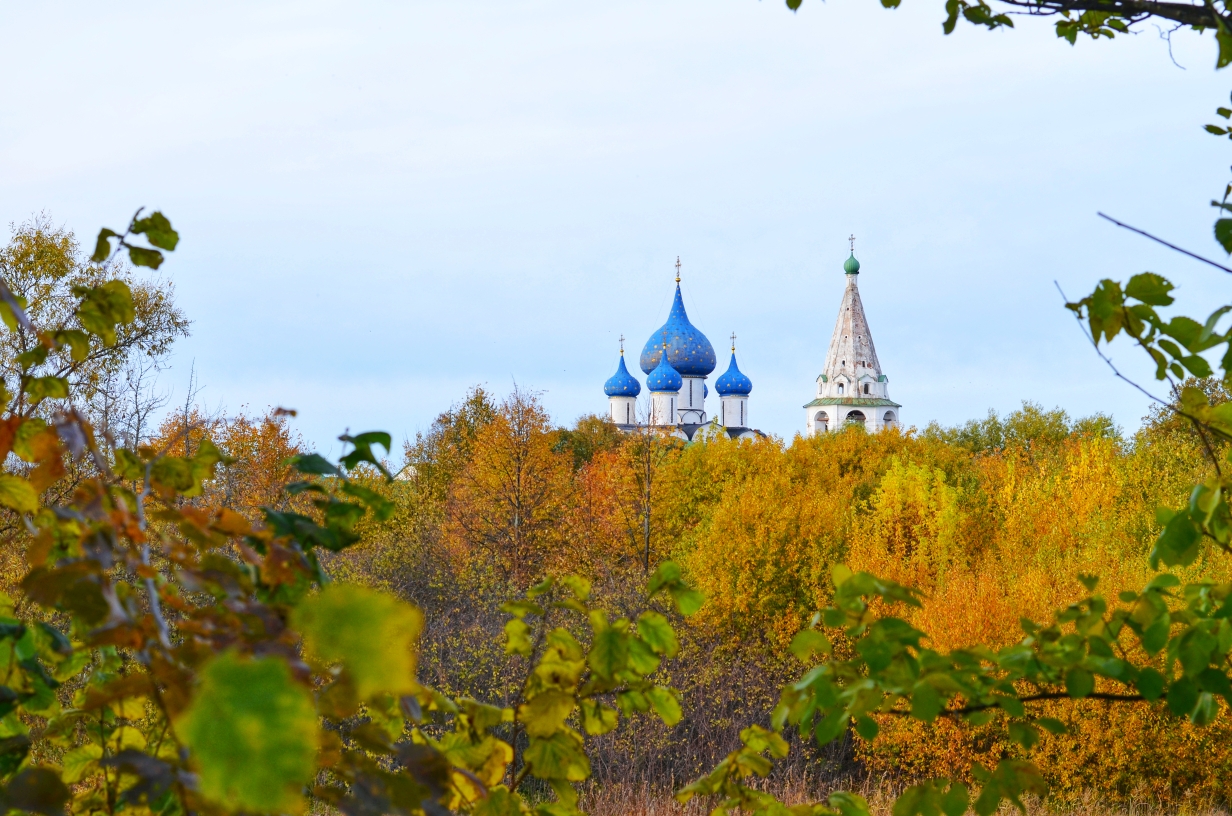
619,334 -> 625,354
730,331 -> 737,352
849,234 -> 856,253
675,256 -> 681,283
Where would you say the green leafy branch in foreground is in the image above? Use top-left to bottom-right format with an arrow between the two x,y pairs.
401,564 -> 698,815
0,210 -> 707,816
783,0 -> 1232,69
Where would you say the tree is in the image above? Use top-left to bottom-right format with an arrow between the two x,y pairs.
445,387 -> 575,586
0,216 -> 188,428
788,0 -> 1232,70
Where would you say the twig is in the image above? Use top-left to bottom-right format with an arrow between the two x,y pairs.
1097,212 -> 1232,274
879,691 -> 1151,718
1054,281 -> 1171,409
1056,281 -> 1225,477
137,463 -> 172,650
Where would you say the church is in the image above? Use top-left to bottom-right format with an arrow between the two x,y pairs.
803,245 -> 901,436
602,260 -> 762,441
602,245 -> 900,439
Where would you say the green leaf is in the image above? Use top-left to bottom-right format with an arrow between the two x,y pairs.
25,376 -> 68,405
1167,675 -> 1199,718
60,743 -> 102,784
1007,722 -> 1039,749
579,699 -> 618,735
524,731 -> 590,781
1150,511 -> 1202,569
125,246 -> 164,269
340,481 -> 395,521
289,453 -> 341,477
52,330 -> 89,363
941,782 -> 969,816
560,575 -> 591,601
1065,667 -> 1094,699
292,584 -> 422,698
74,280 -> 134,346
1125,273 -> 1174,306
176,652 -> 318,813
588,627 -> 627,680
855,715 -> 879,740
338,431 -> 393,477
91,229 -> 118,263
646,686 -> 682,726
0,476 -> 38,514
1036,717 -> 1068,735
789,629 -> 832,663
668,584 -> 704,616
504,618 -> 533,656
1217,16 -> 1232,68
130,211 -> 179,251
627,637 -> 661,675
647,560 -> 682,596
1217,220 -> 1232,255
637,611 -> 679,658
910,682 -> 942,722
740,724 -> 789,757
518,690 -> 575,738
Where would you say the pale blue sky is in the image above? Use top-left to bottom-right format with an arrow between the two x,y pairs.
1,1 -> 1228,453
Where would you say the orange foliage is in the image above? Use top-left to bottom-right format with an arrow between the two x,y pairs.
151,405 -> 305,521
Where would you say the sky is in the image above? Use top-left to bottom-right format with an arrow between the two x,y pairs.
1,1 -> 1229,456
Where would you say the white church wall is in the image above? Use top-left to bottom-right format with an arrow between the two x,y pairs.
609,396 -> 636,426
678,376 -> 707,424
720,395 -> 749,428
650,392 -> 677,426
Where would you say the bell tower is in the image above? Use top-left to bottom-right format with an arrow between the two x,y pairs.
804,239 -> 901,436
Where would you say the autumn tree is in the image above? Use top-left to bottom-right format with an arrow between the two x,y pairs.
445,387 -> 574,586
0,216 -> 188,432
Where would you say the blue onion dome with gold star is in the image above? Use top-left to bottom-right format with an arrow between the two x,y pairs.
604,353 -> 641,397
715,352 -> 752,396
646,345 -> 683,393
639,283 -> 716,377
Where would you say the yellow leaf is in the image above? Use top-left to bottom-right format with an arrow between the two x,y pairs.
0,475 -> 38,513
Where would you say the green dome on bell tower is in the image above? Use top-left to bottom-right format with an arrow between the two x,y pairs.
843,252 -> 861,275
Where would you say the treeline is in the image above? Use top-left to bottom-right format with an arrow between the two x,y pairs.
236,384 -> 1217,803
105,378 -> 1228,801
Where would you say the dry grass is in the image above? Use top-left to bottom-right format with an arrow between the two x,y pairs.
579,778 -> 1232,816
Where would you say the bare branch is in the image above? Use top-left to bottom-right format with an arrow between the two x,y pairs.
1098,212 -> 1232,274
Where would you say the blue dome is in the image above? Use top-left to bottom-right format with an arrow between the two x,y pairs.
640,284 -> 716,377
646,348 -> 683,393
714,353 -> 752,396
703,382 -> 708,399
604,354 -> 641,397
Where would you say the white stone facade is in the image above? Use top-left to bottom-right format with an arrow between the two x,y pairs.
609,395 -> 637,426
651,391 -> 678,427
677,376 -> 707,424
720,395 -> 749,429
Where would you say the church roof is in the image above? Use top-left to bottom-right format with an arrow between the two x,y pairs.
604,354 -> 641,397
821,253 -> 883,386
639,283 -> 716,377
803,396 -> 901,408
646,346 -> 683,393
715,352 -> 752,396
